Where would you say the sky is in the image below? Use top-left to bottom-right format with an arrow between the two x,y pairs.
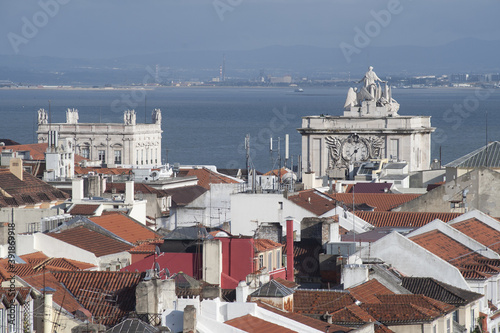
1,0 -> 499,59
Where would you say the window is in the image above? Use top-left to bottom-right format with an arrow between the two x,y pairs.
453,310 -> 458,323
276,250 -> 281,268
446,318 -> 450,333
80,147 -> 90,159
389,139 -> 399,160
98,150 -> 106,163
268,252 -> 272,270
259,254 -> 263,269
114,150 -> 122,164
141,149 -> 144,165
136,149 -> 139,165
433,325 -> 436,333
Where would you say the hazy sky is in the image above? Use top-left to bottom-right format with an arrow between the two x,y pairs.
1,0 -> 499,59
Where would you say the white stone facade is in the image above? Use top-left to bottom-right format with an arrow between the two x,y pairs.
37,108 -> 162,167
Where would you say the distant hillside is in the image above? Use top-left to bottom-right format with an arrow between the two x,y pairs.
0,38 -> 498,85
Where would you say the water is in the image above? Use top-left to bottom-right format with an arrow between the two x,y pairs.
0,86 -> 499,172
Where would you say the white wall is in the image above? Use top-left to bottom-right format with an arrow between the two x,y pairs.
18,233 -> 98,265
358,232 -> 470,290
230,193 -> 314,236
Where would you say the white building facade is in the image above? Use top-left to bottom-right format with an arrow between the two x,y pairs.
37,108 -> 162,167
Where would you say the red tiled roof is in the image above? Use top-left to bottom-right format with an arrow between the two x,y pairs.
288,189 -> 338,216
255,301 -> 351,332
104,182 -> 160,195
294,290 -> 356,315
225,314 -> 295,333
348,279 -> 394,304
178,167 -> 240,190
355,212 -> 462,228
272,277 -> 299,289
451,218 -> 500,254
375,294 -> 455,314
410,230 -> 480,263
74,166 -> 133,176
23,272 -> 84,314
347,183 -> 393,194
48,225 -> 132,257
254,239 -> 282,252
360,303 -> 442,324
89,212 -> 161,245
409,230 -> 496,280
69,204 -> 100,216
326,193 -> 421,212
330,304 -> 379,324
128,240 -> 163,254
52,271 -> 144,326
0,143 -> 48,160
0,169 -> 69,207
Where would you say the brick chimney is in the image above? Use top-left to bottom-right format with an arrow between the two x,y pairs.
9,158 -> 23,181
286,218 -> 294,282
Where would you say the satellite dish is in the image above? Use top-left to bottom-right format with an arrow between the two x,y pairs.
165,267 -> 170,278
155,245 -> 161,256
154,262 -> 160,274
150,171 -> 160,181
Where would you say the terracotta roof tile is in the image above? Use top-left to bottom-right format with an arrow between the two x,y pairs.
355,212 -> 462,228
348,279 -> 394,304
288,189 -> 338,216
52,271 -> 144,326
451,218 -> 500,254
69,204 -> 100,216
375,294 -> 455,314
74,166 -> 133,176
89,212 -> 161,245
178,167 -> 240,190
360,303 -> 440,324
128,240 -> 163,254
330,304 -> 378,324
225,314 -> 296,333
255,300 -> 351,332
48,225 -> 132,257
0,143 -> 48,160
410,230 -> 479,262
254,239 -> 282,252
272,277 -> 299,289
325,193 -> 421,212
294,290 -> 356,315
0,169 -> 69,207
23,272 -> 84,314
104,182 -> 160,195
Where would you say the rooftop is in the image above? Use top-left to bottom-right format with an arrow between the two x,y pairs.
0,169 -> 69,207
326,192 -> 421,212
450,217 -> 500,254
254,239 -> 282,252
445,141 -> 500,168
48,225 -> 132,257
178,167 -> 241,190
348,278 -> 394,304
225,314 -> 295,333
89,212 -> 161,245
354,211 -> 462,228
401,277 -> 483,306
250,279 -> 295,298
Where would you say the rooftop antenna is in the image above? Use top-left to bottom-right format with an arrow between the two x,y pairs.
144,95 -> 147,124
485,109 -> 489,167
245,134 -> 250,173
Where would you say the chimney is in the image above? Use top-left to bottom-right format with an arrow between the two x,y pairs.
236,281 -> 249,303
42,287 -> 56,333
125,181 -> 134,204
9,158 -> 23,181
183,305 -> 197,333
72,178 -> 84,201
286,218 -> 294,282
